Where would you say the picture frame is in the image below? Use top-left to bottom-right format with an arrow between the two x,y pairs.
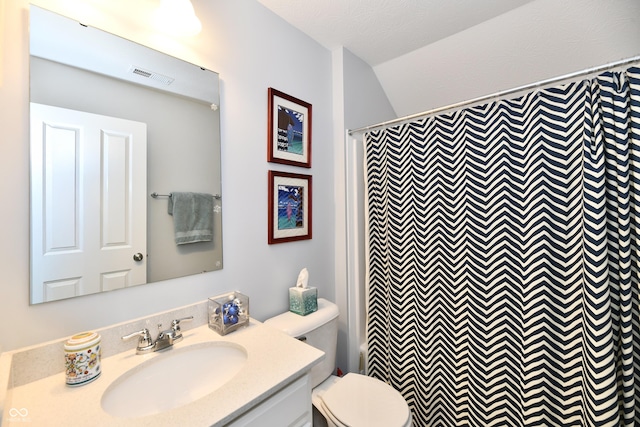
268,170 -> 312,244
267,88 -> 312,168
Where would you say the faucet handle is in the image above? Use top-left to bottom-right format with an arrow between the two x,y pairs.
171,316 -> 193,331
121,328 -> 153,352
170,316 -> 194,341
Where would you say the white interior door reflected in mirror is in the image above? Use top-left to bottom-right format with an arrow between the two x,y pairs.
30,103 -> 147,303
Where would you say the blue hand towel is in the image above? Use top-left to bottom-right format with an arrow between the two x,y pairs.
168,192 -> 214,245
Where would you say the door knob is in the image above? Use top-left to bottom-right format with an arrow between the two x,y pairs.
133,253 -> 144,262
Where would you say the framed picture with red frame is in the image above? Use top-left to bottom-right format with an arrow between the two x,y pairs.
268,170 -> 312,244
267,88 -> 312,168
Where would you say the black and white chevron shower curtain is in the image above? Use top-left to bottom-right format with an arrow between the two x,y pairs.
365,67 -> 640,426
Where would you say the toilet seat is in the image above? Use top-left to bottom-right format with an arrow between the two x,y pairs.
318,373 -> 411,427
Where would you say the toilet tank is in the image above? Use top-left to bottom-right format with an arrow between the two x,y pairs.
264,298 -> 339,388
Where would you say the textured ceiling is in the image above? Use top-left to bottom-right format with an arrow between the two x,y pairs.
256,0 -> 535,66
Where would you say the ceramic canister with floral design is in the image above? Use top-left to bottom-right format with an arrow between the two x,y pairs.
64,331 -> 102,386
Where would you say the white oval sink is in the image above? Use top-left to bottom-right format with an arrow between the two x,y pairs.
101,341 -> 247,418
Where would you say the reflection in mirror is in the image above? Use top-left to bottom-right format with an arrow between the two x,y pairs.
29,6 -> 223,304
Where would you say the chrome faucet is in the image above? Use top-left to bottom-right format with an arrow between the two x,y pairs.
122,316 -> 193,354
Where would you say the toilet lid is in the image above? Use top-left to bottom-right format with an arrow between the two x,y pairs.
319,373 -> 410,427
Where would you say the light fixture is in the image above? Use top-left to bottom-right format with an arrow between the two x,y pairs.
154,0 -> 202,37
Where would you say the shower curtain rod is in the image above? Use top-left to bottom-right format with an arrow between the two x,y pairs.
348,55 -> 640,136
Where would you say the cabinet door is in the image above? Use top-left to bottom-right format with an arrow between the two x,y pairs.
226,374 -> 311,427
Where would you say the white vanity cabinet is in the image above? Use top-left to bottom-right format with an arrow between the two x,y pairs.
226,374 -> 312,427
1,310 -> 324,427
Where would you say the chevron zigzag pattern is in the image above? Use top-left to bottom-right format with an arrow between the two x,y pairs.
365,66 -> 640,426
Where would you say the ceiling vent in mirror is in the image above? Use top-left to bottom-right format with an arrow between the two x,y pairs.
129,66 -> 175,86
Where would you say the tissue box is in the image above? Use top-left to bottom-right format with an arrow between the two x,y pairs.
289,286 -> 317,316
208,291 -> 250,335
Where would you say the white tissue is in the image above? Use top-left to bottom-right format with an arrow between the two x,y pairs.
296,268 -> 309,288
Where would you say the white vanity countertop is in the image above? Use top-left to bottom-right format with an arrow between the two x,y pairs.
2,321 -> 324,426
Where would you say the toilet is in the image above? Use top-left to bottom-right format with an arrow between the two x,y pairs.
264,298 -> 412,427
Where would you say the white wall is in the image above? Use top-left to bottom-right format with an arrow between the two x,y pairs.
375,0 -> 640,117
0,0 -> 336,352
332,47 -> 396,373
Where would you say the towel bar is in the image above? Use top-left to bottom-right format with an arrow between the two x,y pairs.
151,192 -> 221,199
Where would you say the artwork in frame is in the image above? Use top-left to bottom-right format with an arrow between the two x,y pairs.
267,88 -> 312,168
268,170 -> 312,244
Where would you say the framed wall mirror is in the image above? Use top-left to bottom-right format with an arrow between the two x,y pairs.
29,5 -> 223,304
